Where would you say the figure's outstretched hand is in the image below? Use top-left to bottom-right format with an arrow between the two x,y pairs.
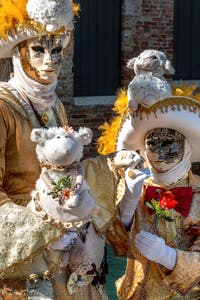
135,230 -> 176,270
113,150 -> 142,169
120,169 -> 148,228
125,168 -> 148,198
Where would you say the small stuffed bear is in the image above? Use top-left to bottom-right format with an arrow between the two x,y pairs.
127,49 -> 175,110
28,126 -> 98,291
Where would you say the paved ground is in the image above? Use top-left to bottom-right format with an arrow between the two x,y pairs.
105,246 -> 126,300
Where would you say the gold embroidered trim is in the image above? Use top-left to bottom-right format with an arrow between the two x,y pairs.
132,96 -> 200,118
0,87 -> 63,128
0,234 -> 63,281
0,87 -> 31,125
40,161 -> 80,171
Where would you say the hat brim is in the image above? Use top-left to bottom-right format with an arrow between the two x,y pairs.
117,96 -> 200,162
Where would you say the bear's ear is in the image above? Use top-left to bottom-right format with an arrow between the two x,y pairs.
30,128 -> 45,143
78,127 -> 93,145
127,57 -> 137,70
164,60 -> 175,74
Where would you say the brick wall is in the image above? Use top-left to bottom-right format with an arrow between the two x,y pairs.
57,38 -> 116,158
62,100 -> 116,158
57,37 -> 74,97
57,0 -> 175,95
121,0 -> 174,88
57,0 -> 175,157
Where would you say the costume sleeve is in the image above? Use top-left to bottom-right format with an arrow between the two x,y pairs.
0,101 -> 62,279
82,155 -> 129,256
162,241 -> 200,295
82,156 -> 117,231
0,101 -> 12,205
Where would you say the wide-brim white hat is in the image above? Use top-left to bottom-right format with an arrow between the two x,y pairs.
117,95 -> 200,162
0,0 -> 78,58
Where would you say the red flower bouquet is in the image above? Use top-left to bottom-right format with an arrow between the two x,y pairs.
145,190 -> 178,221
158,191 -> 178,210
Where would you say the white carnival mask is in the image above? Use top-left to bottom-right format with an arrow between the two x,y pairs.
19,35 -> 65,84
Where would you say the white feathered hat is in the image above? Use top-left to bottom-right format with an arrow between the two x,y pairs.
117,95 -> 200,162
0,0 -> 79,58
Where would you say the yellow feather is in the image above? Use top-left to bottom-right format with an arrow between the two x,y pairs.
172,82 -> 200,101
0,0 -> 28,40
70,0 -> 81,17
97,89 -> 128,155
0,0 -> 80,41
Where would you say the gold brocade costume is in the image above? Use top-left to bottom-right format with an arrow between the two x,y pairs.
0,87 -> 128,299
116,171 -> 200,300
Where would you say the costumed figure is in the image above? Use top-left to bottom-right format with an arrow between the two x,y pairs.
115,60 -> 200,299
0,1 -> 135,299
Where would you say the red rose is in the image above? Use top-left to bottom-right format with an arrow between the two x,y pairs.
158,191 -> 178,210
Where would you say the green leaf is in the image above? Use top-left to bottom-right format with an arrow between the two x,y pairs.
144,201 -> 154,210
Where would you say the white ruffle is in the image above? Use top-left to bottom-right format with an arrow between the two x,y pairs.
9,50 -> 57,109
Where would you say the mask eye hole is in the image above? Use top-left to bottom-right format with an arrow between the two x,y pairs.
146,141 -> 155,146
52,47 -> 62,54
56,136 -> 61,139
31,46 -> 45,54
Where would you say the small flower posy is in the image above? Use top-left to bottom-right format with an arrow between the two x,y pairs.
145,189 -> 178,221
48,175 -> 75,205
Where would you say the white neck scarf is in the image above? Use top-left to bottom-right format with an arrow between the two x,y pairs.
146,140 -> 192,187
8,49 -> 57,109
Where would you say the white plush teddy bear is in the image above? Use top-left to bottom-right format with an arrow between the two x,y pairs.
28,126 -> 100,292
127,49 -> 175,110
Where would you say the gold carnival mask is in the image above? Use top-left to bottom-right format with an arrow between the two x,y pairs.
19,35 -> 65,84
145,128 -> 185,173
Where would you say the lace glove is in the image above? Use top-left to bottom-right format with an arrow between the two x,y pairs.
113,150 -> 142,168
135,230 -> 177,270
119,168 -> 148,227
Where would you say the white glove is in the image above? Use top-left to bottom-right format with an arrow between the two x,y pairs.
113,150 -> 142,168
119,168 -> 148,227
51,231 -> 77,251
135,230 -> 176,270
